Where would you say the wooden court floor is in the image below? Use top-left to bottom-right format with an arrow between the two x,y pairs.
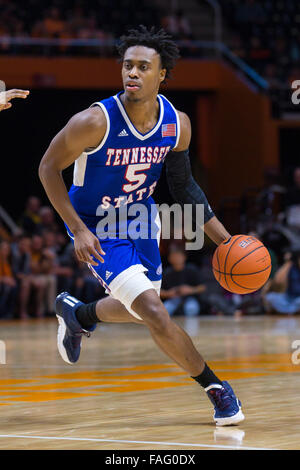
0,315 -> 300,450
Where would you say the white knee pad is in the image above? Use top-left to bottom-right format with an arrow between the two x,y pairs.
108,268 -> 161,321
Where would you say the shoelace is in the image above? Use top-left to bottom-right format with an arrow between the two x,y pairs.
209,388 -> 233,411
73,329 -> 91,338
82,330 -> 91,338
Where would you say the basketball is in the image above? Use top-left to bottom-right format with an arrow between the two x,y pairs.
212,235 -> 272,294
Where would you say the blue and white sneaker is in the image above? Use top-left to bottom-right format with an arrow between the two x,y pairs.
55,292 -> 96,364
206,381 -> 245,426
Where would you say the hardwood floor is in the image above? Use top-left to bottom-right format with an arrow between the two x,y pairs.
0,315 -> 299,449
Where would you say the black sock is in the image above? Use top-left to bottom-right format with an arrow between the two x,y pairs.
191,363 -> 223,389
75,301 -> 100,330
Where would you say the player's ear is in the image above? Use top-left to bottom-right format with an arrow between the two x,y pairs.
159,68 -> 166,83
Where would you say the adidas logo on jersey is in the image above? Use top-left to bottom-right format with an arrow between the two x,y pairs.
118,129 -> 128,137
105,271 -> 113,280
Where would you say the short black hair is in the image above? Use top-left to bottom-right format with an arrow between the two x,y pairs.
117,25 -> 180,81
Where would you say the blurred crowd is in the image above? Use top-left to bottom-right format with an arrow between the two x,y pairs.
0,0 -> 298,114
1,166 -> 300,320
1,0 -> 298,80
0,0 -> 157,37
0,196 -> 105,319
221,0 -> 300,112
0,0 -> 194,56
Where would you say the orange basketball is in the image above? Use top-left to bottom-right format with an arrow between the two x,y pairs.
212,235 -> 272,294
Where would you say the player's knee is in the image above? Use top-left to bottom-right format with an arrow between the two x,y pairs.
140,301 -> 171,333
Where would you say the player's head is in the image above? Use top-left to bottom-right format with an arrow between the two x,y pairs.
117,25 -> 180,101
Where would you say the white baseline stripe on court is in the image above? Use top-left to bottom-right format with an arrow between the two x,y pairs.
0,434 -> 276,450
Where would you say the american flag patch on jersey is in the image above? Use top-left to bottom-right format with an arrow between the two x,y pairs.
162,123 -> 176,137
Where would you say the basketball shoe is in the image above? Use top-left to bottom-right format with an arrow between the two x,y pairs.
205,381 -> 244,426
55,292 -> 96,364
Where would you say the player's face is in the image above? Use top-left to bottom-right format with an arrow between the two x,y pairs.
122,46 -> 166,101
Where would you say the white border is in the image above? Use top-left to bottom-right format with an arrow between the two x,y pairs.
113,94 -> 164,141
85,102 -> 110,155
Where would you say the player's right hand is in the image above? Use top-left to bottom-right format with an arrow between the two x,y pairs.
73,228 -> 105,266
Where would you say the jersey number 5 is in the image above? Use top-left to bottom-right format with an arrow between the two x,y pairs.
122,163 -> 151,193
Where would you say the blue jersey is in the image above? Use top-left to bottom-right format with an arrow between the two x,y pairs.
66,92 -> 180,288
68,91 -> 180,230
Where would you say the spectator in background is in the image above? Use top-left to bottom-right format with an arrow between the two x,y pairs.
285,167 -> 300,231
248,36 -> 271,69
77,16 -> 110,56
43,229 -> 76,295
11,235 -> 32,319
176,9 -> 192,39
20,196 -> 41,235
273,38 -> 290,79
261,223 -> 290,263
30,235 -> 56,317
256,167 -> 286,227
42,7 -> 66,38
42,229 -> 57,253
39,206 -> 60,234
161,9 -> 192,40
16,235 -> 43,318
55,236 -> 75,293
161,245 -> 206,316
263,64 -> 285,90
0,241 -> 17,318
229,33 -> 247,60
66,4 -> 86,36
264,249 -> 300,314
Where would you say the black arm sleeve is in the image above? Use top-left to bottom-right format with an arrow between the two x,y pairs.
165,149 -> 215,224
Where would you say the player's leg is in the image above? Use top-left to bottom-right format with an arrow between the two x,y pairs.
132,288 -> 205,376
55,231 -> 243,425
109,273 -> 244,425
55,236 -> 148,363
94,296 -> 144,324
130,286 -> 243,425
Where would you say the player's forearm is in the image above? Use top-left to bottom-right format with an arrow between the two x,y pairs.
204,216 -> 231,246
38,162 -> 86,234
166,151 -> 214,220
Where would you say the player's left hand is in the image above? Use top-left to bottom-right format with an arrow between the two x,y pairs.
0,89 -> 30,111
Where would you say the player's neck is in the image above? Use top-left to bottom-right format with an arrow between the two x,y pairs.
120,93 -> 159,132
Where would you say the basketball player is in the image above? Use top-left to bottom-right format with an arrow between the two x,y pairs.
0,88 -> 30,111
39,26 -> 244,426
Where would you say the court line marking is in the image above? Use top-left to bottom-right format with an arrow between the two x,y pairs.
0,434 -> 276,450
